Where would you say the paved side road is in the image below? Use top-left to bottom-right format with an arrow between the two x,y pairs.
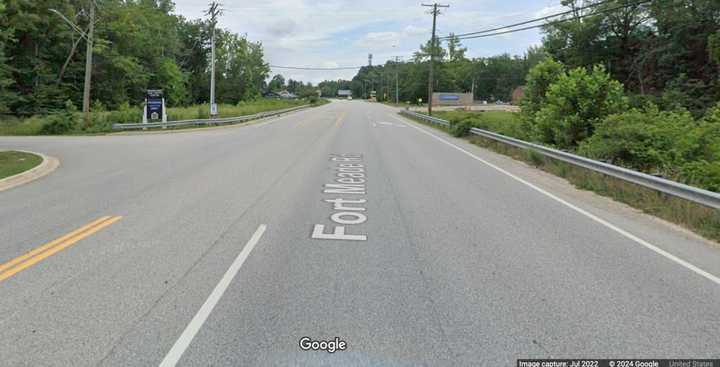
0,100 -> 718,366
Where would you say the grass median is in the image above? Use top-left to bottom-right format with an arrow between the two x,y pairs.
401,111 -> 720,243
0,151 -> 43,180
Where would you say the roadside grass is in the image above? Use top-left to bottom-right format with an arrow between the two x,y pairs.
166,99 -> 306,121
434,110 -> 528,139
0,151 -> 43,179
0,98 -> 319,135
0,116 -> 46,135
311,98 -> 331,107
402,112 -> 720,243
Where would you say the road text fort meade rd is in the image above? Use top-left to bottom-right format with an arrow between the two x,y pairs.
311,153 -> 367,241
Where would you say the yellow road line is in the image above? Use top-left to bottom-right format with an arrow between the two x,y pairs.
0,216 -> 111,273
335,112 -> 347,127
0,216 -> 122,282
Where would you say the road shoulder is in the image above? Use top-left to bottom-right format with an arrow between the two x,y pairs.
390,108 -> 720,281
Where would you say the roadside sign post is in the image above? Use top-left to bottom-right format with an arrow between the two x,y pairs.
143,90 -> 167,129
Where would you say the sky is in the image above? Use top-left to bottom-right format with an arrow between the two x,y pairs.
173,0 -> 566,84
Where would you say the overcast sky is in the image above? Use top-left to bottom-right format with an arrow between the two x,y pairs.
173,0 -> 565,84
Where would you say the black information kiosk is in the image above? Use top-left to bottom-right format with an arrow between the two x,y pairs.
143,89 -> 167,126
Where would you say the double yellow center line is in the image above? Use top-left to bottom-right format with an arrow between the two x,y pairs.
335,112 -> 347,127
0,216 -> 122,282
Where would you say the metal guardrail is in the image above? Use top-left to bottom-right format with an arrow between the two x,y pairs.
401,110 -> 720,209
112,105 -> 310,130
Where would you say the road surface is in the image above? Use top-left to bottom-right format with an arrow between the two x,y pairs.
1,100 -> 719,366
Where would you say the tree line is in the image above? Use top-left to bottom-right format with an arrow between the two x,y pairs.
0,0 -> 270,116
266,74 -> 323,98
543,0 -> 719,118
318,39 -> 545,104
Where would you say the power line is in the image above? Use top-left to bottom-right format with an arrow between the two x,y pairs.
440,0 -> 617,40
269,65 -> 363,70
269,58 -> 409,71
451,0 -> 651,41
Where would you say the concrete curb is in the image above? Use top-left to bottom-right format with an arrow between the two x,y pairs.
0,150 -> 60,192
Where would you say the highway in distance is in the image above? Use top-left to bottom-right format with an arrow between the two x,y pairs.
1,100 -> 719,366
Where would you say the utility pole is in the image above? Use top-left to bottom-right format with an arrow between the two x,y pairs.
422,3 -> 448,116
82,1 -> 95,126
471,78 -> 475,101
206,2 -> 222,117
393,56 -> 401,104
49,1 -> 95,125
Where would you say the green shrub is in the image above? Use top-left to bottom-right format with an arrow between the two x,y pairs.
83,100 -> 112,133
40,100 -> 78,135
628,93 -> 660,110
196,105 -> 209,119
692,104 -> 720,162
106,102 -> 141,124
681,161 -> 720,192
532,65 -> 628,149
521,57 -> 566,118
660,74 -> 720,118
0,115 -> 45,135
578,104 -> 696,177
678,104 -> 720,191
526,149 -> 545,167
710,31 -> 720,65
449,119 -> 472,137
436,110 -> 528,140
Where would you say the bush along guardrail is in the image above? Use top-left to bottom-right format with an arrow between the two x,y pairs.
112,105 -> 310,130
400,110 -> 720,211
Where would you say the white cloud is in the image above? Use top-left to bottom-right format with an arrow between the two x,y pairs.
402,25 -> 427,36
534,4 -> 567,18
172,0 -> 550,83
354,31 -> 400,49
266,19 -> 297,37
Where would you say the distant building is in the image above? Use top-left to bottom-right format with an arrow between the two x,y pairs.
511,86 -> 525,105
337,89 -> 352,98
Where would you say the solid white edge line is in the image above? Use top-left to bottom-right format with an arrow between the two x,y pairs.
159,224 -> 268,367
392,114 -> 720,286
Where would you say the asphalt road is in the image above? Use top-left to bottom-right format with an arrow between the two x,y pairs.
1,100 -> 719,366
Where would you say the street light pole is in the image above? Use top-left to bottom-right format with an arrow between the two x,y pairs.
210,24 -> 216,116
394,56 -> 401,105
206,2 -> 222,117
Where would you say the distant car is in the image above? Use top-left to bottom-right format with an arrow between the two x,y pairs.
347,96 -> 352,100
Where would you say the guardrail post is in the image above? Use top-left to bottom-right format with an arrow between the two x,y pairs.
161,98 -> 167,129
142,104 -> 148,131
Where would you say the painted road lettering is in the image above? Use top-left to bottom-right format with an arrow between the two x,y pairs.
311,154 -> 368,241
